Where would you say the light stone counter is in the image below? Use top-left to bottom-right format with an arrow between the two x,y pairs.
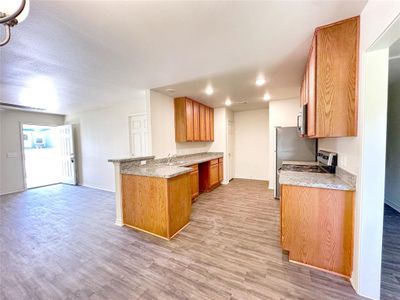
279,170 -> 355,191
119,152 -> 224,179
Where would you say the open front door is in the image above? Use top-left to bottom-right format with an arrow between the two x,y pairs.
57,124 -> 77,185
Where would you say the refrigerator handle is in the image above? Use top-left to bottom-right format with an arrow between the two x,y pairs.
296,114 -> 301,133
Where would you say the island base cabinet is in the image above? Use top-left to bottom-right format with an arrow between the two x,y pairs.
280,184 -> 354,277
122,173 -> 191,240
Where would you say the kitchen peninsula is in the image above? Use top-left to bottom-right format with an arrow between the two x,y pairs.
109,152 -> 224,239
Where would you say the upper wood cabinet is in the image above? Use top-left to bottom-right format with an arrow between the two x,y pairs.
175,97 -> 214,142
301,16 -> 359,138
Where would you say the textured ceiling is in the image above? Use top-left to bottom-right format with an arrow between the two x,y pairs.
0,0 -> 367,114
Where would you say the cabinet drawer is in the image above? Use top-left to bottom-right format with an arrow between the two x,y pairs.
190,164 -> 198,171
210,159 -> 219,166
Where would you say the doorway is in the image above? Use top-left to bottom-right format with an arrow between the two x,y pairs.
22,124 -> 77,189
227,120 -> 234,181
381,38 -> 400,299
129,113 -> 150,157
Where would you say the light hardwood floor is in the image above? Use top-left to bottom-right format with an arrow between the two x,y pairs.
1,180 -> 365,300
381,204 -> 400,300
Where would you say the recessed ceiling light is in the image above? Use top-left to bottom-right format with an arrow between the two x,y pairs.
263,93 -> 271,101
256,78 -> 266,86
205,86 -> 214,95
225,98 -> 232,106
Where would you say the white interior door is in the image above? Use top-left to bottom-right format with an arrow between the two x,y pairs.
57,124 -> 77,185
228,120 -> 234,180
129,114 -> 149,157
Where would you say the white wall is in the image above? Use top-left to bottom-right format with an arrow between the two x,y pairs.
268,98 -> 300,189
234,109 -> 269,181
0,109 -> 65,195
348,3 -> 400,299
65,96 -> 147,192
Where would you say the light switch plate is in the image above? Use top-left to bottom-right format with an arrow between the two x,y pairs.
7,152 -> 18,158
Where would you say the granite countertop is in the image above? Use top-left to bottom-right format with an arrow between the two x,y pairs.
120,152 -> 223,179
108,156 -> 155,163
282,160 -> 318,166
122,165 -> 193,178
279,161 -> 356,191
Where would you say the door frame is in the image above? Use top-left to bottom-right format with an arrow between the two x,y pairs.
226,119 -> 234,182
19,122 -> 62,190
351,12 -> 400,299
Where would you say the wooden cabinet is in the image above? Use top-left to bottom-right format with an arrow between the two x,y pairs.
205,107 -> 211,141
122,173 -> 191,240
280,184 -> 354,277
209,159 -> 219,187
199,104 -> 206,141
193,101 -> 200,141
174,97 -> 214,142
199,158 -> 221,192
218,158 -> 223,182
210,109 -> 214,141
190,164 -> 199,201
300,16 -> 359,138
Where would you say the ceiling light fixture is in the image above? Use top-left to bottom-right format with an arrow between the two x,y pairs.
0,0 -> 30,47
205,86 -> 214,95
263,93 -> 271,101
166,88 -> 175,93
256,78 -> 266,86
225,98 -> 232,106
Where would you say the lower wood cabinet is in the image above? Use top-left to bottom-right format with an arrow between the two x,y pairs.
190,164 -> 199,201
218,158 -> 223,182
280,184 -> 354,277
209,159 -> 219,187
122,173 -> 191,240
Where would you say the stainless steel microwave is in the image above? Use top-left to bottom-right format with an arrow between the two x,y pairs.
297,104 -> 307,136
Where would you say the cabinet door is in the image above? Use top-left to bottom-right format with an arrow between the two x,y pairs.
281,184 -> 354,277
174,98 -> 187,142
209,163 -> 219,187
316,17 -> 359,137
210,108 -> 214,141
185,99 -> 194,141
193,101 -> 200,141
218,158 -> 223,182
307,37 -> 316,137
205,107 -> 211,141
199,104 -> 206,141
190,170 -> 199,200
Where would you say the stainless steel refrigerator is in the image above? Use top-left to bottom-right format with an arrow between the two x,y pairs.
274,127 -> 317,199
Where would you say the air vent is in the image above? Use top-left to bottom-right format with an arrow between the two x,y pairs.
0,102 -> 46,112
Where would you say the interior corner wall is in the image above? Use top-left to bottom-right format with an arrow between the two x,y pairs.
268,98 -> 300,189
0,109 -> 65,195
233,109 -> 269,181
384,80 -> 400,212
65,97 -> 147,192
149,90 -> 213,158
350,1 -> 400,299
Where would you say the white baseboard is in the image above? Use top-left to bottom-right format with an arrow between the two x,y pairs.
0,188 -> 25,196
385,199 -> 400,213
81,183 -> 114,193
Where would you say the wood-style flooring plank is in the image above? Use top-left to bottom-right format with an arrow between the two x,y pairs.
0,180 -> 367,299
